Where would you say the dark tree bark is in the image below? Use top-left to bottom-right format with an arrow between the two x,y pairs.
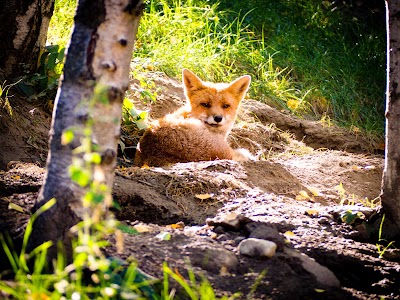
28,0 -> 144,259
380,0 -> 400,237
0,0 -> 54,78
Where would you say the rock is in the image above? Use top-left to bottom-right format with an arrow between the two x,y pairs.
234,236 -> 246,245
284,248 -> 340,287
189,247 -> 239,274
213,226 -> 225,234
246,223 -> 285,251
216,234 -> 228,242
238,238 -> 277,258
318,217 -> 330,225
206,213 -> 252,231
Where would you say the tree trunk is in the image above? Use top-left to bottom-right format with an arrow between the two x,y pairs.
28,0 -> 144,259
0,0 -> 54,78
380,0 -> 400,237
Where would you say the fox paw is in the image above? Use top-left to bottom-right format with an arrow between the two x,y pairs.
232,148 -> 255,161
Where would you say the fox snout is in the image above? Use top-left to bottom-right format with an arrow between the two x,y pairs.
214,116 -> 223,123
205,115 -> 225,126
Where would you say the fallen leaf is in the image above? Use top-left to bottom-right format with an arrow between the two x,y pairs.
307,186 -> 320,196
315,289 -> 325,293
133,224 -> 153,233
296,190 -> 310,201
195,193 -> 214,200
156,232 -> 171,241
8,202 -> 24,213
11,175 -> 21,180
299,190 -> 310,198
352,165 -> 362,171
306,209 -> 319,216
364,165 -> 376,171
284,231 -> 296,238
168,222 -> 185,230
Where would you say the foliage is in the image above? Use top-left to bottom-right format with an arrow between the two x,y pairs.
135,0 -> 385,134
376,215 -> 397,259
0,79 -> 22,116
47,0 -> 385,135
46,0 -> 76,49
17,44 -> 65,103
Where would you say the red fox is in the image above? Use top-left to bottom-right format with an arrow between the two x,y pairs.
134,69 -> 252,167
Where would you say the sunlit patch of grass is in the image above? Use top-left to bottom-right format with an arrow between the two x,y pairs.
46,0 -> 76,48
47,0 -> 386,136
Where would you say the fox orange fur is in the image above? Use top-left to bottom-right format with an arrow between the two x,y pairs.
134,69 -> 251,167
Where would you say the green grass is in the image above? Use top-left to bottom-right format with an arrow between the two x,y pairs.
47,0 -> 386,136
135,0 -> 386,134
46,0 -> 76,48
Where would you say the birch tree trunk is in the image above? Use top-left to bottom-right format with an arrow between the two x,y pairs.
28,0 -> 144,259
0,0 -> 54,78
380,0 -> 400,237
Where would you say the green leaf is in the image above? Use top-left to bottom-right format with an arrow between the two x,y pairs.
46,44 -> 60,53
69,165 -> 91,187
84,152 -> 102,164
138,110 -> 149,120
123,98 -> 133,111
61,129 -> 74,145
94,84 -> 109,104
340,210 -> 364,225
57,47 -> 66,61
47,52 -> 58,71
156,232 -> 171,241
135,119 -> 148,130
140,89 -> 157,102
117,224 -> 138,235
129,107 -> 139,118
83,191 -> 105,204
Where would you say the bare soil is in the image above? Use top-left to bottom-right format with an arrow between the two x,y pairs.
0,73 -> 399,299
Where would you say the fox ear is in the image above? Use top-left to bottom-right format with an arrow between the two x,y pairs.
226,75 -> 251,101
182,69 -> 204,94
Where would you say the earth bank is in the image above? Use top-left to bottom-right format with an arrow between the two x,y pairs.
0,73 -> 399,299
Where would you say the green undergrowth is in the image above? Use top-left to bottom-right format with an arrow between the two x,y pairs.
47,0 -> 386,135
135,0 -> 386,136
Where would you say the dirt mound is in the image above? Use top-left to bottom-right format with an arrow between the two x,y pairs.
0,72 -> 398,299
0,95 -> 50,170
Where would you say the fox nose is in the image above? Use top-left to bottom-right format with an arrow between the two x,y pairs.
214,116 -> 223,123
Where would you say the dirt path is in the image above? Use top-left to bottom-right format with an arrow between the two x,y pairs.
0,73 -> 399,299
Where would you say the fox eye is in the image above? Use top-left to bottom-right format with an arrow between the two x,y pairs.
222,104 -> 230,109
201,103 -> 211,108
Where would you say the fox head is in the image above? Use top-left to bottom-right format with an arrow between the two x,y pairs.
182,69 -> 251,138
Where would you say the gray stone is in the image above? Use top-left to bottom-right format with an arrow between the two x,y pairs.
189,247 -> 239,274
284,248 -> 340,287
238,238 -> 277,258
248,224 -> 285,251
